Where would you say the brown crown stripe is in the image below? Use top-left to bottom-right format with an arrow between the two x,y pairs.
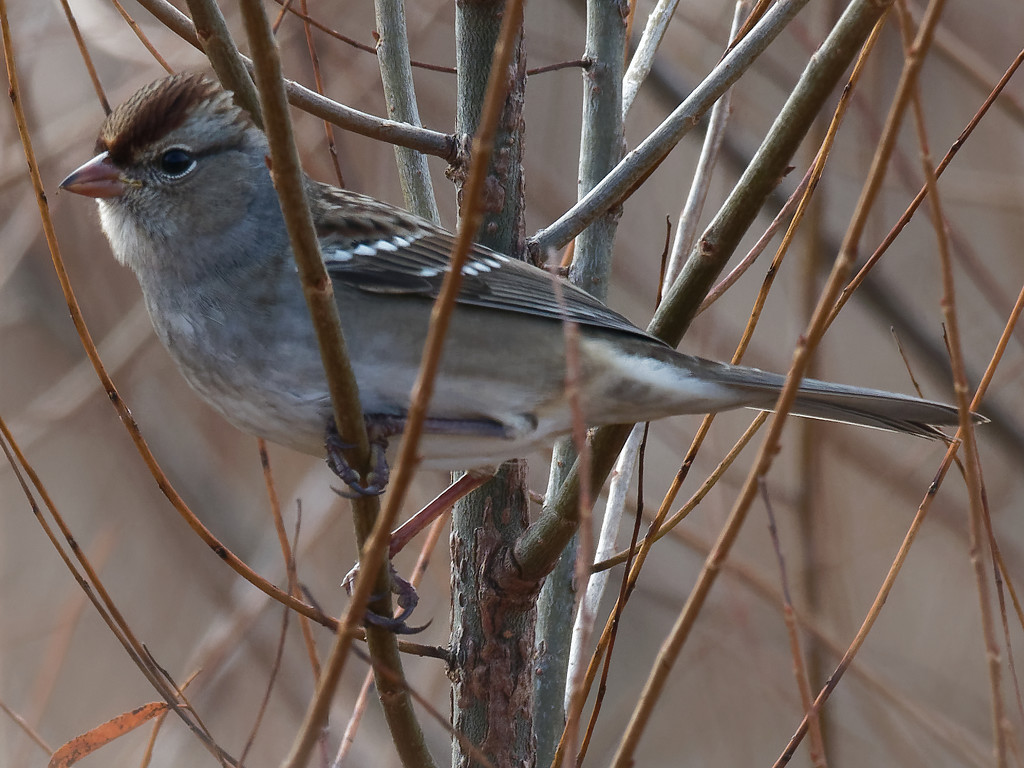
97,74 -> 250,165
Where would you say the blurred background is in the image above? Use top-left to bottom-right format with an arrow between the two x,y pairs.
2,0 -> 1024,765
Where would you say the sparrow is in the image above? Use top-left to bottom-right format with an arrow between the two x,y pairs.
60,73 -> 976,484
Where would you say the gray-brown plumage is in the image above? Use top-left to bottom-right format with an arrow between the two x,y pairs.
61,74 -> 983,470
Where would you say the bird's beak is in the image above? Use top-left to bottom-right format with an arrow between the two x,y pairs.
60,152 -> 126,198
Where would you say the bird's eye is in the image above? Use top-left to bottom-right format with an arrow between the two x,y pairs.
159,148 -> 196,178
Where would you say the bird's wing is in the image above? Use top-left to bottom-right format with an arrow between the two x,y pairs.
310,183 -> 658,342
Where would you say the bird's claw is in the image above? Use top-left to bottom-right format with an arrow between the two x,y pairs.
331,480 -> 385,498
325,425 -> 390,496
343,562 -> 428,635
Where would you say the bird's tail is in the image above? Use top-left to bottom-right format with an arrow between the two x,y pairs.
694,359 -> 982,439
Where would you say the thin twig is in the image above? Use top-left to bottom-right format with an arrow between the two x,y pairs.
239,602 -> 290,765
269,0 -> 292,32
696,165 -> 812,315
185,0 -> 262,124
259,445 -> 324,725
621,0 -> 683,117
269,0 -> 453,72
528,59 -> 589,76
897,0 -> 1005,759
0,697 -> 52,755
139,670 -> 203,768
56,0 -> 109,112
260,450 -> 323,765
759,479 -> 827,766
830,46 -> 1024,326
109,0 -> 174,73
667,0 -> 749,284
593,411 -> 767,571
298,0 -> 345,186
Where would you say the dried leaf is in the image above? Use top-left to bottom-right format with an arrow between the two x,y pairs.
48,702 -> 169,768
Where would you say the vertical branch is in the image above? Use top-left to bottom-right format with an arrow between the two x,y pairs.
791,0 -> 833,744
374,0 -> 440,221
236,3 -> 433,767
567,0 -> 627,302
534,0 -> 627,764
897,0 -> 1005,758
449,2 -> 531,768
453,0 -> 527,252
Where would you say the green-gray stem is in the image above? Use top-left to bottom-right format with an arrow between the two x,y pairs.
534,0 -> 628,763
374,0 -> 441,221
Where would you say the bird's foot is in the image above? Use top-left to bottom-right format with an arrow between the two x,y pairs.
343,561 -> 427,634
325,421 -> 392,496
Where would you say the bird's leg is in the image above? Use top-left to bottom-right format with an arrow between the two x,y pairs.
326,416 -> 414,629
339,468 -> 493,632
324,419 -> 395,496
325,414 -> 513,496
326,416 -> 507,631
342,562 -> 427,634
